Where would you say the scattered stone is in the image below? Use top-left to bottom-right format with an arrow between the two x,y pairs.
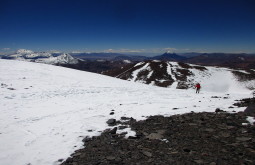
194,159 -> 204,164
204,128 -> 214,132
142,151 -> 152,157
172,108 -> 178,110
109,112 -> 114,115
58,159 -> 64,162
87,130 -> 93,132
121,117 -> 130,120
211,96 -> 220,98
106,119 -> 116,126
220,132 -> 230,138
71,153 -> 81,157
188,123 -> 197,126
118,125 -> 128,130
183,148 -> 191,153
7,88 -> 15,90
236,137 -> 251,142
215,108 -> 225,113
146,133 -> 162,140
170,151 -> 179,155
244,103 -> 255,116
106,156 -> 115,160
108,127 -> 117,134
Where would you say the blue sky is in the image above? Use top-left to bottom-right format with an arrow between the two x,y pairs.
0,0 -> 255,54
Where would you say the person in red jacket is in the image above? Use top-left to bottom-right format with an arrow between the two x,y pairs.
195,83 -> 201,93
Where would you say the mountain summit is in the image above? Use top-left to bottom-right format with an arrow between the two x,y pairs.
150,52 -> 187,61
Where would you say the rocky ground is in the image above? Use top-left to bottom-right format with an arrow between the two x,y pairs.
61,99 -> 255,165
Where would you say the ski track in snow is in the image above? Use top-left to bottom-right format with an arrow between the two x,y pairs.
0,59 -> 252,165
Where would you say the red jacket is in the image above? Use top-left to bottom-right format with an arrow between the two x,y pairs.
195,83 -> 201,88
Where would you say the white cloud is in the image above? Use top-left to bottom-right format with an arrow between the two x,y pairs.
2,48 -> 11,51
103,48 -> 145,53
163,48 -> 177,53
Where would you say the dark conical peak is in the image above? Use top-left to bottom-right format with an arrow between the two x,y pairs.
151,52 -> 187,61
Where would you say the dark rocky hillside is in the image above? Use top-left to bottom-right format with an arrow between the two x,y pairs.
58,60 -> 132,74
103,60 -> 255,90
104,60 -> 206,89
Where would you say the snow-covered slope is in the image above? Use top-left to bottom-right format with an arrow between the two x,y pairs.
111,61 -> 255,92
0,59 -> 252,165
36,53 -> 79,65
2,49 -> 79,65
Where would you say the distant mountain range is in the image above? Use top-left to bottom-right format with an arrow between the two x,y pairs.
1,49 -> 255,90
71,51 -> 255,69
2,49 -> 255,74
1,49 -> 134,73
186,53 -> 255,69
1,49 -> 78,65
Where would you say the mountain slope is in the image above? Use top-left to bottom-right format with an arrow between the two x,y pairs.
104,60 -> 255,92
0,59 -> 252,165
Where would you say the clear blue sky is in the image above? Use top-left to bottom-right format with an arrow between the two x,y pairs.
0,0 -> 255,54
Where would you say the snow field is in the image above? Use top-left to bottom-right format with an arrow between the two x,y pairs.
0,59 -> 252,165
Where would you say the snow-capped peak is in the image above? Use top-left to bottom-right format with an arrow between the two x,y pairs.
166,50 -> 174,54
55,53 -> 79,64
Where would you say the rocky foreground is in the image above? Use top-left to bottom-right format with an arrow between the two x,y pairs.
61,100 -> 255,165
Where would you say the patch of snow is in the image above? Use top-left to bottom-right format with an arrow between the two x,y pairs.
116,127 -> 136,138
147,71 -> 154,79
231,69 -> 250,74
134,62 -> 144,67
131,63 -> 150,82
123,60 -> 131,64
238,57 -> 245,61
247,116 -> 255,125
167,62 -> 178,88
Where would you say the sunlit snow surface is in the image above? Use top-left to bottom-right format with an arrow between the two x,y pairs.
0,59 -> 252,165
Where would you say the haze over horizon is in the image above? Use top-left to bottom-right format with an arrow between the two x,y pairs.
1,0 -> 255,54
